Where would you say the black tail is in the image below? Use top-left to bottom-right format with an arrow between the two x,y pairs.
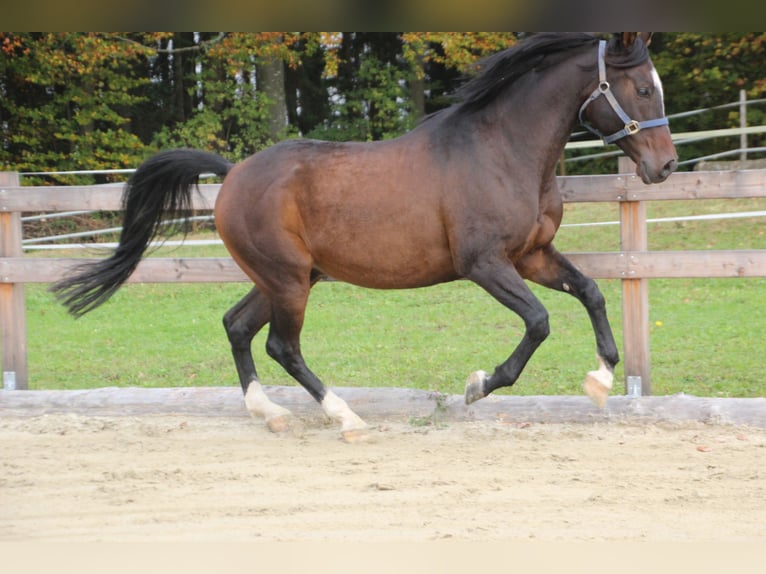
50,149 -> 233,317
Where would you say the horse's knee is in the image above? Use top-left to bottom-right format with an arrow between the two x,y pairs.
526,308 -> 550,343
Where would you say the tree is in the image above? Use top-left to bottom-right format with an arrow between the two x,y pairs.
257,53 -> 288,142
305,32 -> 413,141
152,32 -> 306,157
2,32 -> 764,177
0,32 -> 151,182
402,32 -> 518,117
284,34 -> 331,137
309,33 -> 518,141
648,33 -> 766,167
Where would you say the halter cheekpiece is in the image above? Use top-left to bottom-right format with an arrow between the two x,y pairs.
578,40 -> 669,144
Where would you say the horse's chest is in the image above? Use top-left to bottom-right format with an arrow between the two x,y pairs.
509,188 -> 562,257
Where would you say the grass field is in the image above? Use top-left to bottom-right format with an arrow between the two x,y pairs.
25,197 -> 766,397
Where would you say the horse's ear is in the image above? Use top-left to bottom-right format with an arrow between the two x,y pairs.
620,32 -> 653,49
620,32 -> 638,48
640,32 -> 653,47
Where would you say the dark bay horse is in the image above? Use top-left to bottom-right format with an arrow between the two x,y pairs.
52,32 -> 677,441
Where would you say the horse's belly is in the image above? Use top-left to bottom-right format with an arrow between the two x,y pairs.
309,229 -> 458,289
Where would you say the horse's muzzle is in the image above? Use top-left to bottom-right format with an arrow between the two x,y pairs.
640,157 -> 677,184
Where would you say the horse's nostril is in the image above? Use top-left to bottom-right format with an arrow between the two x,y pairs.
663,158 -> 678,176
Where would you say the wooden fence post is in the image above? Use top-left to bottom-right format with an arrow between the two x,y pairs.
618,157 -> 650,395
0,171 -> 28,390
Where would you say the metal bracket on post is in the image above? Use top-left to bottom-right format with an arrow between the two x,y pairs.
3,371 -> 16,391
626,375 -> 642,397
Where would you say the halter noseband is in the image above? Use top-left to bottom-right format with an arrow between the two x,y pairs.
578,40 -> 669,144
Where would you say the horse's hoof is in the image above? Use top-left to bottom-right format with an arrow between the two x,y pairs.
583,356 -> 613,409
583,374 -> 610,409
266,414 -> 291,434
465,370 -> 488,405
341,428 -> 371,444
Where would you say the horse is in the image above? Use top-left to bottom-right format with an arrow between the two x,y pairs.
52,32 -> 677,441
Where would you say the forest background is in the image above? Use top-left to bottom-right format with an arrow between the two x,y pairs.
1,32 -> 765,184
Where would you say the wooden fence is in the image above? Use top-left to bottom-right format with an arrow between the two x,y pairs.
2,166 -> 766,392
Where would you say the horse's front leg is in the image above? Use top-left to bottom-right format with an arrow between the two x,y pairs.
518,244 -> 620,407
464,257 -> 551,404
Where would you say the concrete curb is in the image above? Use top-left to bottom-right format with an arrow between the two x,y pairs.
1,386 -> 764,428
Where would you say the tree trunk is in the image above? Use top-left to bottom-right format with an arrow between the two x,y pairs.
172,32 -> 195,123
256,54 -> 287,142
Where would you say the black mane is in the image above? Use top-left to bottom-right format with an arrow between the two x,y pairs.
455,33 -> 650,113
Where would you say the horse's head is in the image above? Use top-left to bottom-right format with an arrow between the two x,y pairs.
579,32 -> 678,184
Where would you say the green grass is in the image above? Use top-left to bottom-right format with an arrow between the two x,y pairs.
25,197 -> 766,397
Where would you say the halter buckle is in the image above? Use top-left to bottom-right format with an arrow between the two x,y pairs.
625,120 -> 641,135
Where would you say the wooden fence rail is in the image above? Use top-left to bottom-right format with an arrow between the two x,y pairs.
2,168 -> 766,392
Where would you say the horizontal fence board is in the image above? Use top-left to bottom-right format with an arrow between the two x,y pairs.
565,253 -> 626,278
620,170 -> 766,202
0,184 -> 219,212
558,169 -> 766,202
567,250 -> 766,278
0,257 -> 249,284
626,250 -> 766,278
3,171 -> 765,212
4,250 -> 766,284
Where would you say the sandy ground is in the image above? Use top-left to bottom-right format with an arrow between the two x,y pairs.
2,409 -> 765,542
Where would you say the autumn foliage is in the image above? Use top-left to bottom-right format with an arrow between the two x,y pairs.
1,32 -> 764,183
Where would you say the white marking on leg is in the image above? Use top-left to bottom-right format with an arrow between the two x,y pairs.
321,390 -> 367,433
588,355 -> 613,390
583,354 -> 613,408
244,381 -> 292,422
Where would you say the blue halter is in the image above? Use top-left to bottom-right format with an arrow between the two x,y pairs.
578,40 -> 669,144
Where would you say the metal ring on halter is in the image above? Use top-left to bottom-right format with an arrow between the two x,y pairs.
625,120 -> 641,135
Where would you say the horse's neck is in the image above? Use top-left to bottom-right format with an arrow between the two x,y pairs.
485,56 -> 596,177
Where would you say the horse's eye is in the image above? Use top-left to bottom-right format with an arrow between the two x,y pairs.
637,87 -> 651,98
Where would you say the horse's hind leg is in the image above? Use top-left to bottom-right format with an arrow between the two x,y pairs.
265,280 -> 368,442
223,287 -> 292,432
519,245 -> 620,407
